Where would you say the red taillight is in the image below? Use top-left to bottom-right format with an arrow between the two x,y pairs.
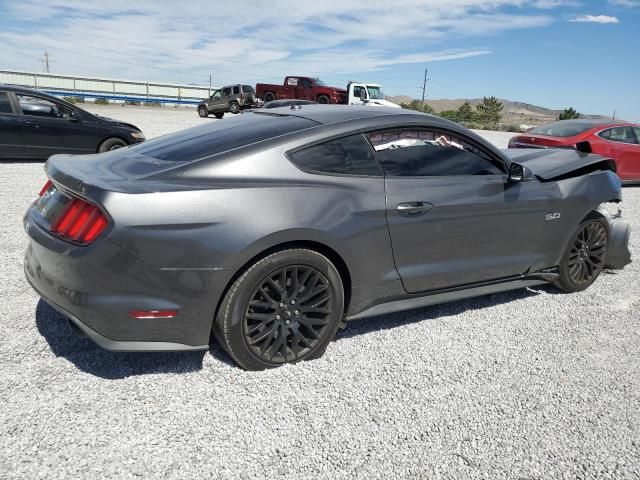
39,180 -> 53,196
128,310 -> 178,319
51,197 -> 108,244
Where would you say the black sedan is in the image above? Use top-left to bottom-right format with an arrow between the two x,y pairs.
0,85 -> 145,160
24,105 -> 631,370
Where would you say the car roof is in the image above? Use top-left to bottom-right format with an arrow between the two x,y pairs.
542,118 -> 636,129
0,83 -> 42,94
253,104 -> 421,126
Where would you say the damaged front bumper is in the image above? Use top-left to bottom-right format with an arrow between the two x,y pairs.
598,204 -> 632,269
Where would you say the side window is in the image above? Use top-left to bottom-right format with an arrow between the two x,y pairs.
233,86 -> 240,95
353,85 -> 365,99
287,77 -> 299,86
603,126 -> 637,144
289,134 -> 381,176
0,92 -> 13,114
17,94 -> 72,119
300,78 -> 312,88
222,87 -> 231,96
368,129 -> 504,177
633,128 -> 640,144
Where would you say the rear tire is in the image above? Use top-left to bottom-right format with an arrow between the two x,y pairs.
263,92 -> 275,103
98,137 -> 127,153
214,112 -> 224,119
215,249 -> 344,371
317,95 -> 330,104
198,106 -> 209,117
229,102 -> 240,114
556,216 -> 609,293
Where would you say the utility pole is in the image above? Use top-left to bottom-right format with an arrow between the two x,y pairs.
42,51 -> 51,73
612,109 -> 616,120
209,74 -> 212,96
420,68 -> 429,104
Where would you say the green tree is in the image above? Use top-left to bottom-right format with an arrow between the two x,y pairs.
401,99 -> 435,114
457,101 -> 475,122
476,96 -> 503,125
558,107 -> 580,120
439,110 -> 460,122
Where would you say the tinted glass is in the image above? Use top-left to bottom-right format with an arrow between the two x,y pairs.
17,94 -> 72,119
233,86 -> 240,95
634,128 -> 640,143
242,85 -> 255,93
369,130 -> 503,177
131,113 -> 316,162
0,92 -> 12,114
223,87 -> 231,96
289,134 -> 381,176
603,126 -> 637,144
529,121 -> 598,137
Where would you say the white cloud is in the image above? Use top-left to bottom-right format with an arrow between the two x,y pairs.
532,0 -> 581,8
0,0 -> 559,85
569,14 -> 620,23
608,0 -> 640,7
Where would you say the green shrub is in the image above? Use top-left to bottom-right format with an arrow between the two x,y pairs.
94,98 -> 109,105
124,100 -> 141,106
62,96 -> 84,104
143,101 -> 162,107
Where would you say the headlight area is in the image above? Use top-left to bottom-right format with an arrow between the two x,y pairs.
130,131 -> 146,141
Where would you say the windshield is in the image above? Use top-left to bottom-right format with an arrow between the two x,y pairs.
529,121 -> 598,137
367,86 -> 384,99
314,78 -> 327,86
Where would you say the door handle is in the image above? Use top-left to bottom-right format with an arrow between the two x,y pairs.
397,202 -> 433,216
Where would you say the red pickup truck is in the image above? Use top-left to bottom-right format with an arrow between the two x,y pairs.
256,76 -> 347,104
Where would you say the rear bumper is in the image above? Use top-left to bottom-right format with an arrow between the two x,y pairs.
24,208 -> 234,351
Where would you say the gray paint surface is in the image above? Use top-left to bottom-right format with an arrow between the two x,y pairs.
24,106 -> 630,349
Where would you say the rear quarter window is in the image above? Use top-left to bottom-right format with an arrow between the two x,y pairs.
288,134 -> 382,176
0,92 -> 13,114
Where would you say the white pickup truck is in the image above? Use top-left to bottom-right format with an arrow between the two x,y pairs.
346,82 -> 401,108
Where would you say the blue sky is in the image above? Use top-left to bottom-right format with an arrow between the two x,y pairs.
1,0 -> 639,121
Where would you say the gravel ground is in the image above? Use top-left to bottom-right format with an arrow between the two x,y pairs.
1,106 -> 638,479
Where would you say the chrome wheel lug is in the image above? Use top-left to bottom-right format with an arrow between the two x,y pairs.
294,310 -> 300,316
279,302 -> 284,308
275,314 -> 281,320
290,299 -> 296,305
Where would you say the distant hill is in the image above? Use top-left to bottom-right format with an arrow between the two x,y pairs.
384,96 -> 612,126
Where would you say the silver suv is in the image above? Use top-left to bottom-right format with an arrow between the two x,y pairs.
197,84 -> 260,118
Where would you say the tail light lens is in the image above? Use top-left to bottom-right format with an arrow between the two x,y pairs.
39,180 -> 108,245
39,180 -> 53,196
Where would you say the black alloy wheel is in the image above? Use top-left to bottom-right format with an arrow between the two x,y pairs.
244,265 -> 333,363
558,217 -> 608,292
215,249 -> 344,370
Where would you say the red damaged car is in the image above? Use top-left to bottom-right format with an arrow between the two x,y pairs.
509,120 -> 640,183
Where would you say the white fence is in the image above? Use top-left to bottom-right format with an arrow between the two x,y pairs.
0,70 -> 213,104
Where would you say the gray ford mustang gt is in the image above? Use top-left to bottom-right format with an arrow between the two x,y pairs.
24,105 -> 631,370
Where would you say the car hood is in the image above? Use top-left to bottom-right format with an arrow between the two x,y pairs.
94,114 -> 140,131
502,148 -> 616,181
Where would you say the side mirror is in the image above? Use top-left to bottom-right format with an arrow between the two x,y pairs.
359,90 -> 368,102
508,162 -> 533,182
575,140 -> 592,153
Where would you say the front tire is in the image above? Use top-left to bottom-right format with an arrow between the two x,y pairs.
557,217 -> 609,292
229,102 -> 240,114
317,95 -> 330,104
98,137 -> 127,153
216,249 -> 344,371
214,112 -> 224,119
198,106 -> 209,117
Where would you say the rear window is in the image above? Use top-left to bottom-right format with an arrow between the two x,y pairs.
130,113 -> 316,162
529,121 -> 597,137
